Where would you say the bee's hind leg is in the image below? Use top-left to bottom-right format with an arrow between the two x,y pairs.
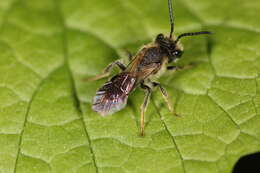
151,82 -> 178,117
140,82 -> 152,136
84,60 -> 126,81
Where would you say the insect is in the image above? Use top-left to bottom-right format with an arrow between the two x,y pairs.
89,0 -> 211,136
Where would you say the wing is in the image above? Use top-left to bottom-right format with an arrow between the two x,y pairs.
126,48 -> 146,72
92,72 -> 136,116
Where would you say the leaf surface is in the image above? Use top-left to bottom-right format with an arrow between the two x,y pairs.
0,0 -> 260,173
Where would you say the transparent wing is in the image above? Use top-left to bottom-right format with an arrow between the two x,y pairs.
126,52 -> 144,72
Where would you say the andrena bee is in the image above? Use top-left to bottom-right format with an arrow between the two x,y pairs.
89,0 -> 211,136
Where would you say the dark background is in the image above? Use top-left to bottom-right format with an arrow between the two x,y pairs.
233,152 -> 260,173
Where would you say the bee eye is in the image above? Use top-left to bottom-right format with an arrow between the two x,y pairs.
156,33 -> 164,41
173,50 -> 183,58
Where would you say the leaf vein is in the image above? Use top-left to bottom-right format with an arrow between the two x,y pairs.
151,98 -> 187,173
13,66 -> 62,173
54,1 -> 99,172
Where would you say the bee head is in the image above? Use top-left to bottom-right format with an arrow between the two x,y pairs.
157,0 -> 211,63
155,33 -> 183,63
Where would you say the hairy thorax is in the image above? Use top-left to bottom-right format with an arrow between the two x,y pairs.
135,43 -> 168,80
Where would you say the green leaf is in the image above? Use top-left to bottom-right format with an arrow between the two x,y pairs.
0,0 -> 259,173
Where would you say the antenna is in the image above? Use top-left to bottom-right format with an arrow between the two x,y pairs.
168,0 -> 174,38
175,31 -> 211,43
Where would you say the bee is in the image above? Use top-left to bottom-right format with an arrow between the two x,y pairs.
88,0 -> 211,136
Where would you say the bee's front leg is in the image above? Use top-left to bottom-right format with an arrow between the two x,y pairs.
167,64 -> 194,71
84,60 -> 126,81
140,82 -> 152,136
167,66 -> 178,70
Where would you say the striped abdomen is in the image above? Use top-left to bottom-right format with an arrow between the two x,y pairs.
92,72 -> 137,116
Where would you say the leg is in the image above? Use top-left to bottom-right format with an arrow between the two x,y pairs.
152,82 -> 178,116
104,61 -> 126,71
167,66 -> 178,70
140,82 -> 152,136
84,60 -> 126,81
125,50 -> 133,61
167,64 -> 193,71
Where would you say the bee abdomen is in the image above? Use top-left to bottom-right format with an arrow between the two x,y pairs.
92,72 -> 137,116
